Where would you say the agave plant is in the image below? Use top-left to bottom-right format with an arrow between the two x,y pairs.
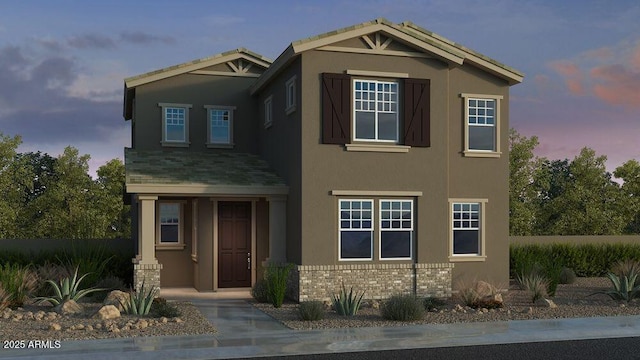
591,272 -> 640,303
119,282 -> 159,315
332,283 -> 365,316
35,267 -> 103,306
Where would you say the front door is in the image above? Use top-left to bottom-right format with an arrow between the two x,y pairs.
218,201 -> 251,288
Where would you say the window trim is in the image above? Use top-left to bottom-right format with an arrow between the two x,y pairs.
159,103 -> 192,147
204,105 -> 236,148
378,199 -> 413,261
156,201 -> 186,250
285,76 -> 296,115
460,94 -> 503,157
352,78 -> 400,143
448,198 -> 487,262
264,95 -> 273,128
338,199 -> 374,261
191,199 -> 198,261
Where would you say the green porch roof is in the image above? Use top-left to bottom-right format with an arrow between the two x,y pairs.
125,149 -> 287,190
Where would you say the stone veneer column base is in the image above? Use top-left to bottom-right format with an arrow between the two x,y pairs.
133,262 -> 163,292
292,263 -> 454,302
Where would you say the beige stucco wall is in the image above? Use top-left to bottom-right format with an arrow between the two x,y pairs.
157,197 -> 194,287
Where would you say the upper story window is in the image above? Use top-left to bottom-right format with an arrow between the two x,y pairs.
354,80 -> 399,142
205,105 -> 235,147
264,95 -> 273,128
285,76 -> 296,115
159,103 -> 192,147
321,73 -> 430,151
461,94 -> 503,157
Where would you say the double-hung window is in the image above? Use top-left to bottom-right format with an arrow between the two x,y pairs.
354,79 -> 399,142
339,200 -> 373,260
159,103 -> 191,146
205,105 -> 235,147
461,94 -> 503,156
450,200 -> 487,260
158,202 -> 182,246
379,200 -> 413,259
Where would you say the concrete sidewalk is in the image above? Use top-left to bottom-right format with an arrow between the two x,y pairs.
2,293 -> 640,359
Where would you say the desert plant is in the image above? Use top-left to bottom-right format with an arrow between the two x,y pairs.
559,267 -> 577,284
251,278 -> 269,303
35,267 -> 104,306
381,294 -> 424,321
150,297 -> 181,318
592,272 -> 640,303
0,286 -> 9,311
56,242 -> 114,287
517,271 -> 549,303
611,259 -> 640,284
92,276 -> 128,302
423,297 -> 446,312
0,264 -> 38,308
455,280 -> 502,308
332,284 -> 365,316
298,301 -> 325,321
265,263 -> 294,308
120,282 -> 159,315
33,262 -> 72,297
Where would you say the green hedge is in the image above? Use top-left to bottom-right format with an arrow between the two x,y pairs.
510,243 -> 640,277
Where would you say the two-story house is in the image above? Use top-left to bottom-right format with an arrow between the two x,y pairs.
123,18 -> 523,300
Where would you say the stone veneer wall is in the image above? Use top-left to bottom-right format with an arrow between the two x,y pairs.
133,262 -> 163,292
291,263 -> 453,302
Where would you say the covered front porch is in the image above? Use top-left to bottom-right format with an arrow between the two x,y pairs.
125,149 -> 289,292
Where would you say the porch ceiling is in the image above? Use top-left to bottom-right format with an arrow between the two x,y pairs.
125,149 -> 288,195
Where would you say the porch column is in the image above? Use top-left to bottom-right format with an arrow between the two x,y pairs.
267,195 -> 287,263
133,195 -> 162,291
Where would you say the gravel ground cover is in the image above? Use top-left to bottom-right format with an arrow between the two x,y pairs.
253,277 -> 640,330
0,301 -> 216,341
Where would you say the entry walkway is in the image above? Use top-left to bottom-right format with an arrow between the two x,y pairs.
2,293 -> 640,359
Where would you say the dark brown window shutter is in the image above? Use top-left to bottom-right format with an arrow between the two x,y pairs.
322,73 -> 350,144
403,78 -> 430,147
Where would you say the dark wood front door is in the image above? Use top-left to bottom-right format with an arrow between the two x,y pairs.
218,202 -> 251,288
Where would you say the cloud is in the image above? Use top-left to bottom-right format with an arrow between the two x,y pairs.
590,64 -> 640,108
67,33 -> 116,49
120,31 -> 175,45
549,61 -> 584,95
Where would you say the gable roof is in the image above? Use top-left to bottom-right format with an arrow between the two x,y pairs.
123,48 -> 271,120
250,18 -> 523,94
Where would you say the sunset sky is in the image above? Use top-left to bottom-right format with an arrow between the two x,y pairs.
1,1 -> 638,176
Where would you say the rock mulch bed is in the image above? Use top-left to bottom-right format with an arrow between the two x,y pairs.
0,301 -> 216,341
254,277 -> 640,330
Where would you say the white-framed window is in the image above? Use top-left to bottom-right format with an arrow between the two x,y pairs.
353,79 -> 399,142
205,105 -> 235,146
264,95 -> 273,128
379,200 -> 413,260
159,103 -> 192,146
339,199 -> 373,260
449,199 -> 487,260
157,202 -> 183,247
285,76 -> 296,114
461,94 -> 503,156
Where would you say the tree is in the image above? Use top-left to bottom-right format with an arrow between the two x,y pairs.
614,159 -> 640,234
509,128 -> 541,235
0,133 -> 33,238
96,159 -> 131,238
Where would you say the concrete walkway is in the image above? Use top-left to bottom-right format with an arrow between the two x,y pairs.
2,291 -> 640,359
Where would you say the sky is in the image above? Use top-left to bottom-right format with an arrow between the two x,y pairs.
0,0 -> 639,177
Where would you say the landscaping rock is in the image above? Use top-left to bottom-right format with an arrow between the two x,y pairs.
535,298 -> 557,308
103,290 -> 130,312
54,300 -> 83,315
49,323 -> 62,331
93,305 -> 121,320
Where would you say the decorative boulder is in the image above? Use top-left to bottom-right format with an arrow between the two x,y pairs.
535,298 -> 557,308
93,305 -> 121,320
103,290 -> 130,311
53,300 -> 83,315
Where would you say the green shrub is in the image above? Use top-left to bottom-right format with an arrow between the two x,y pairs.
381,294 -> 424,321
264,263 -> 294,308
592,272 -> 640,302
423,297 -> 446,312
455,280 -> 501,309
150,297 -> 181,318
251,279 -> 269,303
332,284 -> 365,316
0,287 -> 9,311
0,264 -> 37,308
35,267 -> 104,306
559,267 -> 577,284
611,259 -> 640,284
91,276 -> 128,302
516,271 -> 549,303
56,243 -> 113,288
298,301 -> 325,321
34,262 -> 71,297
120,282 -> 159,315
